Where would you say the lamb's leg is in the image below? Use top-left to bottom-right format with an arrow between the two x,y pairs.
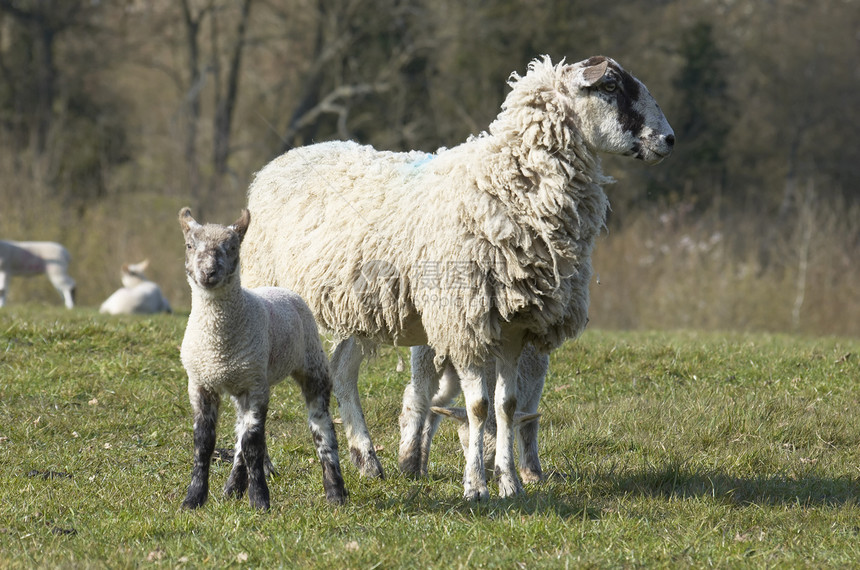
398,345 -> 441,476
419,361 -> 462,475
224,396 -> 249,499
457,363 -> 489,501
297,366 -> 347,505
236,392 -> 271,510
331,337 -> 384,478
0,271 -> 7,308
516,344 -> 547,484
494,341 -> 524,498
182,387 -> 220,509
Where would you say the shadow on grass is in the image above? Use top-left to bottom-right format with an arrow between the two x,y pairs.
370,471 -> 597,520
589,459 -> 860,507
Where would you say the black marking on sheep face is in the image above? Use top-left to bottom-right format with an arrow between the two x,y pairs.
565,56 -> 674,165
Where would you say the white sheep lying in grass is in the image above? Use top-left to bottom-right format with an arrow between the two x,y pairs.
178,207 -> 346,510
241,55 -> 674,500
0,240 -> 76,308
400,344 -> 546,481
99,259 -> 172,315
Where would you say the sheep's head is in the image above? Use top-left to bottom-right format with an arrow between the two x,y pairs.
559,55 -> 674,164
178,207 -> 250,291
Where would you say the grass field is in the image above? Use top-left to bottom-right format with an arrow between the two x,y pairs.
1,305 -> 859,568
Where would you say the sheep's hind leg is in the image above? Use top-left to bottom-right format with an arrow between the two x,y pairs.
182,388 -> 220,509
516,345 -> 547,484
331,337 -> 384,478
299,369 -> 347,504
398,345 -> 441,476
419,360 -> 463,475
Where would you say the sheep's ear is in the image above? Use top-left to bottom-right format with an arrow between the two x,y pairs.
569,56 -> 609,88
178,207 -> 198,234
229,209 -> 251,242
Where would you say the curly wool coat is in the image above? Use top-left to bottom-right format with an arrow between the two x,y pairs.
241,58 -> 611,369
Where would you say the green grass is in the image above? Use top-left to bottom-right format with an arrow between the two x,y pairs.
1,305 -> 859,568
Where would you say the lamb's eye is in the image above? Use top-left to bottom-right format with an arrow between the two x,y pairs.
186,242 -> 193,250
602,81 -> 618,93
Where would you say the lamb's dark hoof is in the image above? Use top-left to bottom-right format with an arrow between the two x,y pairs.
181,495 -> 207,510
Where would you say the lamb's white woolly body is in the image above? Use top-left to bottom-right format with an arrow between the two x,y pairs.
242,56 -> 674,500
179,208 -> 346,510
0,240 -> 76,308
100,260 -> 172,315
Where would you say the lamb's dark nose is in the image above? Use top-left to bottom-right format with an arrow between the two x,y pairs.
665,134 -> 675,148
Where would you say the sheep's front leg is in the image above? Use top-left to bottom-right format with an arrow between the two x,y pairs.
495,343 -> 524,498
331,337 -> 384,478
398,345 -> 441,476
299,369 -> 347,505
457,364 -> 489,501
182,387 -> 220,509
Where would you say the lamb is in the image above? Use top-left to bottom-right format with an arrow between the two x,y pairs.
99,259 -> 172,315
399,344 -> 546,482
0,240 -> 76,308
178,207 -> 346,510
241,55 -> 674,500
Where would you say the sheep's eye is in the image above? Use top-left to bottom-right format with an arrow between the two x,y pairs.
602,81 -> 618,93
186,242 -> 193,250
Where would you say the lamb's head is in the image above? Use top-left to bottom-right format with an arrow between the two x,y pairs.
178,207 -> 250,291
560,55 -> 674,164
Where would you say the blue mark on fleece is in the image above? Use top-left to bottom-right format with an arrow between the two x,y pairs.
410,153 -> 435,168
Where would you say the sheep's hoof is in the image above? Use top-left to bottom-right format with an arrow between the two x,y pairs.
248,492 -> 270,511
350,447 -> 385,479
326,487 -> 348,505
497,474 -> 524,498
398,451 -> 423,478
519,467 -> 544,484
463,486 -> 489,502
181,495 -> 207,510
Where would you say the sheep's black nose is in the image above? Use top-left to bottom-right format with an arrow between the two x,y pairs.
665,134 -> 675,147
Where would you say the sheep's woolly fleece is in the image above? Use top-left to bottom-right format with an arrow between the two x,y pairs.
242,57 -> 613,368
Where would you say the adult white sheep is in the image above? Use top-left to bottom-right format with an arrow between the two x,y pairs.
241,55 -> 674,500
179,207 -> 346,510
99,259 -> 172,315
0,240 -> 76,309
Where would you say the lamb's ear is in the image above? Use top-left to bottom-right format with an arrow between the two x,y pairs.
128,259 -> 148,274
178,207 -> 199,234
229,209 -> 251,242
568,56 -> 609,88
